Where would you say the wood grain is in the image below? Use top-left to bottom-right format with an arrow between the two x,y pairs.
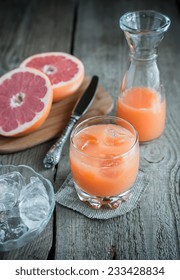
55,0 -> 180,260
0,77 -> 113,153
0,0 -> 76,260
0,0 -> 180,260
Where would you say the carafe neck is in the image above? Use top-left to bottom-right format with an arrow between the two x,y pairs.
130,48 -> 158,61
120,10 -> 171,61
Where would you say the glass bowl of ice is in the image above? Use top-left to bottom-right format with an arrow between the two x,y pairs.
0,164 -> 55,251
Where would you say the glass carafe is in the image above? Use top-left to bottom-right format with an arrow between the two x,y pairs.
116,10 -> 170,142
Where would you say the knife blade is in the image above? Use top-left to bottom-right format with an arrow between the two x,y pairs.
43,75 -> 99,169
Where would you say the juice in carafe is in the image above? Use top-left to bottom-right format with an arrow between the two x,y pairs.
117,87 -> 166,142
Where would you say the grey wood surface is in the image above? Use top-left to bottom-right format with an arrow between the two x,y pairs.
0,0 -> 180,260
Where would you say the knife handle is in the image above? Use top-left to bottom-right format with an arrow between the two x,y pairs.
43,115 -> 79,169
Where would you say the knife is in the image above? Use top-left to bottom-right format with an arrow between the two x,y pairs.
43,75 -> 99,169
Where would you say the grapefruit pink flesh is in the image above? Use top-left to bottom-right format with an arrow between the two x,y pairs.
0,68 -> 53,137
20,52 -> 85,102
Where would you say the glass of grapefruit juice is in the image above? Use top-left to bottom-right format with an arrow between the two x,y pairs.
70,116 -> 139,209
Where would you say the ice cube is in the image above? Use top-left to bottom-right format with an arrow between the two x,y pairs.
100,162 -> 122,177
0,171 -> 25,187
19,177 -> 50,229
0,171 -> 24,211
0,211 -> 7,223
75,134 -> 99,151
0,171 -> 25,211
0,217 -> 28,242
99,154 -> 123,177
101,157 -> 121,167
19,177 -> 49,201
19,196 -> 50,229
0,222 -> 8,242
103,125 -> 133,146
0,207 -> 28,242
0,228 -> 5,242
0,180 -> 16,211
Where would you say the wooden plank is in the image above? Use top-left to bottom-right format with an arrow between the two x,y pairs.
0,0 -> 75,259
137,0 -> 180,259
55,0 -> 180,260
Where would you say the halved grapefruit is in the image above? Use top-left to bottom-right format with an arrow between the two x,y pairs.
20,52 -> 85,102
0,67 -> 53,137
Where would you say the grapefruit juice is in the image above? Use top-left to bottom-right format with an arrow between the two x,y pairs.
117,87 -> 166,142
70,116 -> 139,209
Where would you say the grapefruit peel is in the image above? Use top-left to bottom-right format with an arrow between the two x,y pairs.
0,67 -> 53,137
20,52 -> 85,102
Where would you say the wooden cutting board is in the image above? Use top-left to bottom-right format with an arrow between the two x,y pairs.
0,77 -> 114,154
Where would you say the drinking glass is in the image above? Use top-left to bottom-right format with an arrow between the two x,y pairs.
70,116 -> 139,209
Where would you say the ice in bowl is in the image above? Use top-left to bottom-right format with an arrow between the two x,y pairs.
0,164 -> 55,251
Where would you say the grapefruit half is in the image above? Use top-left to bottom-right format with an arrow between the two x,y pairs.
0,67 -> 53,137
20,52 -> 85,102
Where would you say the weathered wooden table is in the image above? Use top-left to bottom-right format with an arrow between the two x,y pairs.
0,0 -> 180,260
